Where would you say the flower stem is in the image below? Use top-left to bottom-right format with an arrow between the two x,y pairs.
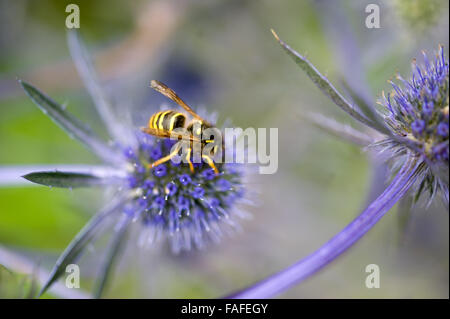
227,155 -> 422,298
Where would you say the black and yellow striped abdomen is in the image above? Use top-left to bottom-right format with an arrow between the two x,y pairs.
148,110 -> 186,132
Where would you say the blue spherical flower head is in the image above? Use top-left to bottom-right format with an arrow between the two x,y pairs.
380,46 -> 449,204
123,126 -> 247,254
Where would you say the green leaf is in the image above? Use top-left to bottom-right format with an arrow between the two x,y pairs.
19,80 -> 122,165
38,196 -> 128,297
0,264 -> 37,299
270,29 -> 386,134
22,171 -> 113,188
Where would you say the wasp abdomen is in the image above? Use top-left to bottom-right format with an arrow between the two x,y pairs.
149,110 -> 186,132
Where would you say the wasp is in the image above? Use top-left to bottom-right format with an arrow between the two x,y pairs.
141,80 -> 222,175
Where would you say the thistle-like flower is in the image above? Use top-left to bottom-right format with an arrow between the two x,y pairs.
227,31 -> 448,299
121,131 -> 247,253
377,48 -> 449,204
267,32 -> 449,210
1,31 -> 250,298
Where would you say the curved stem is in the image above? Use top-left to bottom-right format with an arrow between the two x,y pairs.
227,155 -> 422,299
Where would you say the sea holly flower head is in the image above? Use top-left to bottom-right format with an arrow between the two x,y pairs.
120,130 -> 247,253
271,29 -> 449,206
377,46 -> 449,204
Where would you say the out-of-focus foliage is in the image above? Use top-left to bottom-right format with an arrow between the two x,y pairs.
0,264 -> 37,298
392,0 -> 448,32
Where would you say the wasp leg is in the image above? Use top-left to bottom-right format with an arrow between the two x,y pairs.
148,144 -> 181,169
201,154 -> 219,175
185,147 -> 195,173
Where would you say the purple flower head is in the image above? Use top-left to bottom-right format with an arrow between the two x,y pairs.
437,122 -> 449,137
149,147 -> 162,160
154,196 -> 166,208
423,101 -> 434,117
203,168 -> 216,180
123,147 -> 136,160
114,108 -> 250,257
121,111 -> 249,254
143,180 -> 155,190
432,142 -> 449,161
191,186 -> 205,199
411,119 -> 426,135
217,179 -> 232,191
136,164 -> 146,174
377,46 -> 449,203
178,195 -> 190,210
153,165 -> 167,177
127,176 -> 139,188
137,197 -> 148,208
165,181 -> 178,196
209,197 -> 220,208
179,174 -> 191,185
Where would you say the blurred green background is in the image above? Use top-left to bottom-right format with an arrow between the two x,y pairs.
0,0 -> 448,298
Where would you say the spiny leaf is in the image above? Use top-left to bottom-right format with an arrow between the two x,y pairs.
270,29 -> 386,134
339,77 -> 390,134
1,165 -> 126,188
22,171 -> 114,188
67,31 -> 133,146
0,264 -> 36,299
93,215 -> 131,298
19,80 -> 122,165
305,112 -> 373,146
311,1 -> 390,134
38,196 -> 128,297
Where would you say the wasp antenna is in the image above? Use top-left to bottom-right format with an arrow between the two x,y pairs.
150,80 -> 174,98
150,79 -> 209,124
270,28 -> 280,42
150,80 -> 163,90
150,80 -> 186,108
